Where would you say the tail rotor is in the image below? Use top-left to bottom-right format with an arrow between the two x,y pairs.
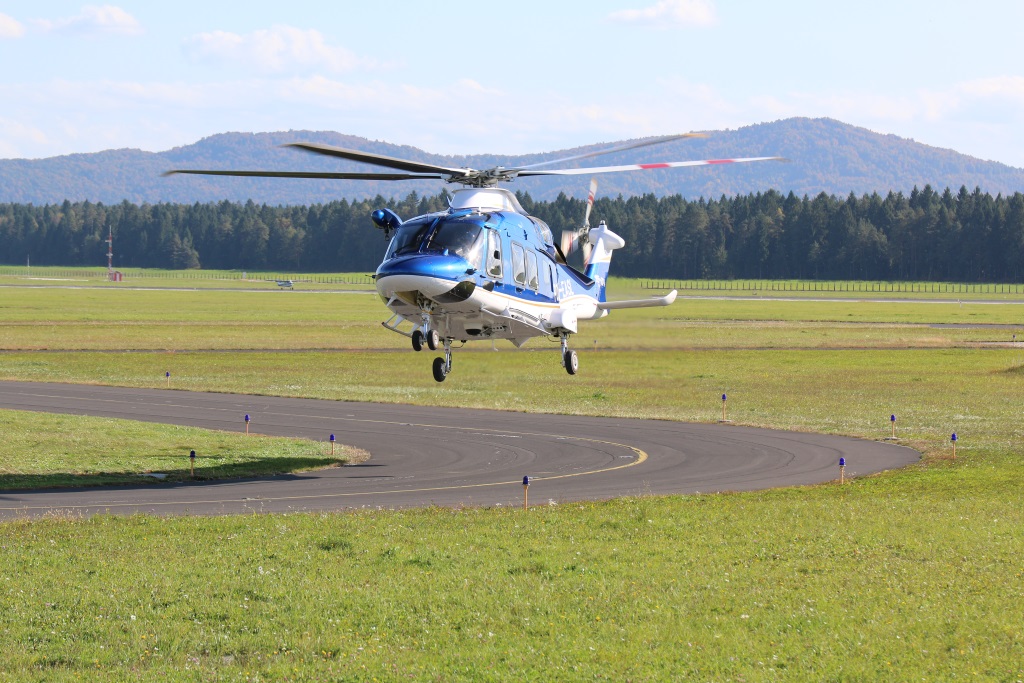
560,177 -> 598,264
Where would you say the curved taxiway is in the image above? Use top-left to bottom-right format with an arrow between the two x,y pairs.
0,381 -> 918,518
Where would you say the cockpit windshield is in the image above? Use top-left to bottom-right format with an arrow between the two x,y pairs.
386,219 -> 433,259
427,220 -> 485,269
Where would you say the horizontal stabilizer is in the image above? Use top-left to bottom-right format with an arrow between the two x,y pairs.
596,289 -> 677,310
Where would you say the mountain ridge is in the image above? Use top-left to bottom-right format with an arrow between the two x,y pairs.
2,118 -> 1022,205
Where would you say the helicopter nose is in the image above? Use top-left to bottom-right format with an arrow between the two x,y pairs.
375,254 -> 473,298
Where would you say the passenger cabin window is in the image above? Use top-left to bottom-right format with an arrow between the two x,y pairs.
511,243 -> 527,286
526,251 -> 539,291
486,229 -> 502,278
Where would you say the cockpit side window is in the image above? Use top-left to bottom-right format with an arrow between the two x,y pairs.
486,229 -> 503,279
511,242 -> 526,286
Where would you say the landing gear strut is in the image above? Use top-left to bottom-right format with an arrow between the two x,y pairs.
432,338 -> 453,382
560,333 -> 579,375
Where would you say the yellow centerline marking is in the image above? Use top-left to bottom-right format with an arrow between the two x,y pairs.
0,389 -> 649,511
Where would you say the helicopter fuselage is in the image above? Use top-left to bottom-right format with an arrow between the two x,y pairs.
374,188 -> 608,348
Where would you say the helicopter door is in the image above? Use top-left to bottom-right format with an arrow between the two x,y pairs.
485,229 -> 503,279
544,263 -> 555,298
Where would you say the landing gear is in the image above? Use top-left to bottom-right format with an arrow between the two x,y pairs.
426,328 -> 440,351
432,338 -> 453,383
564,349 -> 579,375
412,327 -> 440,352
560,333 -> 579,375
432,357 -> 447,382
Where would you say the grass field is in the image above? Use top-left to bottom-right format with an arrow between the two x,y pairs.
0,273 -> 1022,681
0,410 -> 362,489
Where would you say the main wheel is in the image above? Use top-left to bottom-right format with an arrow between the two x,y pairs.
432,356 -> 448,382
426,329 -> 440,351
411,330 -> 424,352
564,349 -> 579,375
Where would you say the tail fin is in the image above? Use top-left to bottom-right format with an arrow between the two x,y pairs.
584,220 -> 625,302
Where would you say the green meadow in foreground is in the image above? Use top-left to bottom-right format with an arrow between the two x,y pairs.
0,275 -> 1022,681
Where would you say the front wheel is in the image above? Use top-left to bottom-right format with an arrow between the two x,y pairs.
426,329 -> 440,351
564,349 -> 579,375
411,330 -> 424,352
432,356 -> 448,382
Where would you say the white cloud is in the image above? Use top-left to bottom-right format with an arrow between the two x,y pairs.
184,25 -> 374,74
608,0 -> 716,28
0,117 -> 49,158
957,76 -> 1024,103
0,12 -> 25,38
32,5 -> 142,36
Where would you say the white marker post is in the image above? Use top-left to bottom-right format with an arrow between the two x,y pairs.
189,449 -> 195,478
245,414 -> 250,435
523,476 -> 530,511
839,457 -> 846,484
165,371 -> 170,388
951,432 -> 957,460
329,433 -> 336,457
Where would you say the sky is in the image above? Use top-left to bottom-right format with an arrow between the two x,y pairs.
2,0 -> 1024,167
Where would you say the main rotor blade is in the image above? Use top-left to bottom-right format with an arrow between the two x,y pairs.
163,169 -> 446,181
517,156 -> 787,177
285,142 -> 471,178
515,133 -> 706,171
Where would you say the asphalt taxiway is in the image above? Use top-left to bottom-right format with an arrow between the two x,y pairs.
0,381 -> 918,518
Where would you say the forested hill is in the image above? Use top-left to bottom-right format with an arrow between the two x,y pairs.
2,118 -> 1023,205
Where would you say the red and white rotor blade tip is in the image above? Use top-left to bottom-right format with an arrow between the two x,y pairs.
523,156 -> 786,177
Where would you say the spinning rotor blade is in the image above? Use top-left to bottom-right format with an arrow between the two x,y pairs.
584,177 -> 597,228
559,226 -> 594,262
163,169 -> 446,181
518,156 -> 787,177
516,133 -> 705,171
582,178 -> 597,263
285,142 -> 472,178
559,229 -> 578,257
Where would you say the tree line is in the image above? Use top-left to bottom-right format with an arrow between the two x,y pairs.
1,185 -> 1022,282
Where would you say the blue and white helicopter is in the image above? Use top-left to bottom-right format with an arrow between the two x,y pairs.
168,135 -> 781,381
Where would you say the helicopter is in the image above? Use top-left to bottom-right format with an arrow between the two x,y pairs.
167,134 -> 782,382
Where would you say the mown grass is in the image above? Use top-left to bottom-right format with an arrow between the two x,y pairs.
0,410 -> 361,489
1,480 -> 1021,681
0,277 -> 1022,680
0,266 -> 376,291
1,285 -> 1022,352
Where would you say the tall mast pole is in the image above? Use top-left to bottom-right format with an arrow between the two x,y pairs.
105,226 -> 113,278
